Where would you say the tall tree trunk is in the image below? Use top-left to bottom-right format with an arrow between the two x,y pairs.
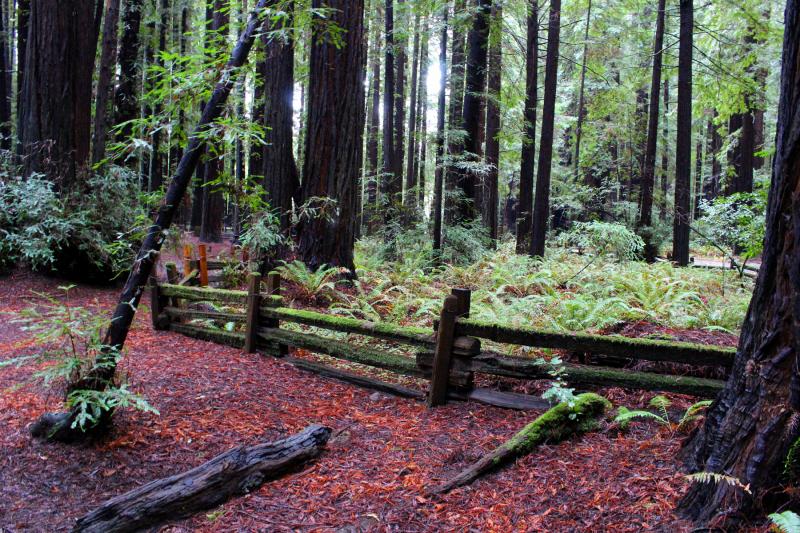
393,0 -> 406,193
455,0 -> 491,222
148,0 -> 169,190
200,1 -> 229,243
516,0 -> 537,254
92,0 -> 121,166
0,0 -> 10,149
483,3 -> 501,241
262,0 -> 298,233
671,0 -> 692,266
365,6 -> 381,233
693,139 -> 703,219
382,0 -> 398,234
573,0 -> 591,183
659,78 -> 669,221
415,19 -> 429,209
114,0 -> 143,141
404,11 -> 421,209
21,0 -> 96,189
15,0 -> 28,152
444,0 -> 466,224
432,8 -> 448,253
678,2 -> 800,524
297,0 -> 365,272
530,0 -> 560,258
705,114 -> 721,202
637,0 -> 666,262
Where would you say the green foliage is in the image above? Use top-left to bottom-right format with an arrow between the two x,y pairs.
277,260 -> 341,300
6,286 -> 157,431
614,396 -> 713,432
239,209 -> 286,269
557,221 -> 645,261
0,166 -> 148,282
696,186 -> 768,261
769,511 -> 800,533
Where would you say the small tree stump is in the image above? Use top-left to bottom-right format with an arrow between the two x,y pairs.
73,424 -> 331,532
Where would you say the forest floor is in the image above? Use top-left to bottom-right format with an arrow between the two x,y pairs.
0,270 -> 752,532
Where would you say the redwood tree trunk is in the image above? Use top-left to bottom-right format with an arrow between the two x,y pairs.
573,0 -> 591,183
365,9 -> 381,232
444,0 -> 466,224
262,0 -> 299,233
21,0 -> 96,189
432,7 -> 448,253
113,0 -> 143,147
92,0 -> 121,166
483,4 -> 501,241
404,12 -> 421,209
382,0 -> 398,228
516,0 -> 537,254
637,0 -> 666,262
297,0 -> 365,272
393,0 -> 407,193
15,0 -> 29,151
671,0 -> 692,266
0,0 -> 10,150
679,1 -> 800,524
455,0 -> 491,222
530,0 -> 560,257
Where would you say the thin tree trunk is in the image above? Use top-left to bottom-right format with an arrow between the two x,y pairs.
114,0 -> 143,148
516,0 -> 537,254
0,0 -> 10,149
393,0 -> 407,193
573,0 -> 591,183
672,0 -> 692,266
91,0 -> 121,166
483,3 -> 501,241
678,2 -> 800,524
444,0 -> 466,224
637,0 -> 666,262
705,114 -> 721,202
297,0 -> 365,272
148,0 -> 169,189
365,6 -> 381,233
530,0 -> 560,257
693,139 -> 703,219
14,0 -> 27,152
455,0 -> 491,222
432,7 -> 448,253
415,19 -> 429,209
382,0 -> 398,234
404,11 -> 421,208
659,78 -> 669,221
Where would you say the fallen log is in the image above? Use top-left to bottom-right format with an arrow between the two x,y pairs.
73,424 -> 331,533
433,393 -> 611,494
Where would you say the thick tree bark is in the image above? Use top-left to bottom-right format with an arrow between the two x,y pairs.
432,8 -> 448,253
74,425 -> 331,533
297,0 -> 365,272
530,0 -> 560,258
20,0 -> 96,189
262,0 -> 299,233
637,0 -> 666,262
91,0 -> 121,166
516,0 -> 537,253
30,0 -> 271,443
573,0 -> 591,183
483,4 -> 501,241
454,0 -> 491,222
679,1 -> 800,523
113,0 -> 143,148
671,0 -> 692,266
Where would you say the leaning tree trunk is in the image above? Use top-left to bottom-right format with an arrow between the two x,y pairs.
30,0 -> 272,443
637,0 -> 666,262
20,0 -> 96,189
530,0 -> 560,258
296,0 -> 365,273
678,0 -> 800,525
671,0 -> 692,266
516,0 -> 538,254
262,0 -> 299,233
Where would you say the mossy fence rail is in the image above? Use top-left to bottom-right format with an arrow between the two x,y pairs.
150,268 -> 733,409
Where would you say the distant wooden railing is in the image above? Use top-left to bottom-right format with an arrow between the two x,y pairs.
151,268 -> 733,409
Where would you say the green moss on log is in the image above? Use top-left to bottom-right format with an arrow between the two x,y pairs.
161,284 -> 247,305
169,323 -> 246,348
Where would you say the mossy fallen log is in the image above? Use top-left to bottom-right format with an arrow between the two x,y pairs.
433,393 -> 611,494
73,425 -> 331,533
257,327 -> 422,377
452,319 -> 736,368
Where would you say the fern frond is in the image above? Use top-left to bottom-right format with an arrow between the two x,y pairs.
769,511 -> 800,533
686,472 -> 752,494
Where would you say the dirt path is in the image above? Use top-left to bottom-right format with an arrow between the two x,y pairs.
0,272 -> 694,532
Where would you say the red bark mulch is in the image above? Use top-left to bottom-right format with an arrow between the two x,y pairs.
1,271 -> 707,532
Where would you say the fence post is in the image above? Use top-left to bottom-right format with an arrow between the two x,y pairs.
244,272 -> 261,353
427,294 -> 460,408
150,275 -> 170,331
183,244 -> 193,277
265,271 -> 288,356
198,244 -> 209,287
451,288 -> 471,317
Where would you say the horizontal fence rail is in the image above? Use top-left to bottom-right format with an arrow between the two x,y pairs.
151,269 -> 731,409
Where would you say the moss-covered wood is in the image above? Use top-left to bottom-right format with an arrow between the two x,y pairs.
469,351 -> 724,397
163,306 -> 247,324
161,283 -> 247,304
454,319 -> 735,367
286,357 -> 426,399
257,327 -> 422,377
433,393 -> 611,493
169,323 -> 245,349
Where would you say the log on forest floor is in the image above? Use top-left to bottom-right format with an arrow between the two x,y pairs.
433,393 -> 611,494
73,424 -> 331,533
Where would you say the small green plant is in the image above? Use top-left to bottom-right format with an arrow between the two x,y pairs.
239,210 -> 286,271
614,396 -> 712,432
557,221 -> 645,261
5,286 -> 158,432
769,511 -> 800,533
276,260 -> 341,301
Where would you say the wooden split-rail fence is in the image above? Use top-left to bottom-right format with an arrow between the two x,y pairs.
150,267 -> 734,410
